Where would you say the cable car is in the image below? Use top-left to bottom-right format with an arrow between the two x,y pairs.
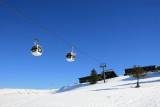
66,46 -> 76,62
31,39 -> 42,56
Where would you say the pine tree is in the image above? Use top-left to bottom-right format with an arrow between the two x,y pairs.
89,69 -> 99,84
129,65 -> 147,87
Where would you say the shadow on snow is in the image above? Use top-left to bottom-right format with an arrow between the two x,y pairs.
115,79 -> 160,87
91,88 -> 120,91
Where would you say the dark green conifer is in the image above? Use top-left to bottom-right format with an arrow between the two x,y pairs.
89,69 -> 99,84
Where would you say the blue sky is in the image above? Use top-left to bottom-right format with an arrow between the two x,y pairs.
0,0 -> 160,89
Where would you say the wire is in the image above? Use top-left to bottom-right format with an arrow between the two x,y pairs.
0,0 -> 102,63
0,21 -> 65,53
0,21 -> 35,39
74,46 -> 101,63
0,21 -> 101,84
0,20 -> 99,66
0,0 -> 71,46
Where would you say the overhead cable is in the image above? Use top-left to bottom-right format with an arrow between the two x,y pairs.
0,21 -> 65,53
0,0 -> 102,63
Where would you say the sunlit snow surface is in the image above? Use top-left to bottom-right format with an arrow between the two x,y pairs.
1,72 -> 160,107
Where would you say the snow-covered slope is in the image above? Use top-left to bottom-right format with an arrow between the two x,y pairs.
0,72 -> 160,107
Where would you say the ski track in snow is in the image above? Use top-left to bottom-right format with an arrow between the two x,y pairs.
0,72 -> 160,107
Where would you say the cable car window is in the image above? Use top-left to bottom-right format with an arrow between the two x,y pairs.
66,55 -> 71,58
31,46 -> 37,52
32,49 -> 36,52
68,55 -> 71,58
38,47 -> 42,52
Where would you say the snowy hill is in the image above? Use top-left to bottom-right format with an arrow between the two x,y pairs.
0,72 -> 160,107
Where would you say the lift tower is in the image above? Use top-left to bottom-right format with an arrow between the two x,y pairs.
100,63 -> 107,83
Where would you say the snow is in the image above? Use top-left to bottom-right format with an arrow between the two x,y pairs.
1,72 -> 160,107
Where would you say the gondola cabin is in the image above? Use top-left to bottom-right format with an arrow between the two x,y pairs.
66,52 -> 76,62
31,45 -> 42,56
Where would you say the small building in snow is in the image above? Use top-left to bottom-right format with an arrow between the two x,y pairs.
79,70 -> 117,83
101,69 -> 118,79
124,65 -> 157,76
